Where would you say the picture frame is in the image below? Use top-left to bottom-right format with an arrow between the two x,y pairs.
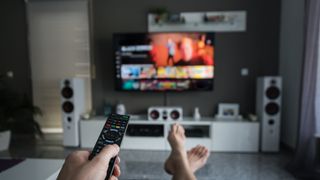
216,103 -> 240,119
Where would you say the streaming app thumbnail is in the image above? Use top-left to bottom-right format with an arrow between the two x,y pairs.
158,80 -> 176,90
188,66 -> 213,79
176,80 -> 191,90
121,65 -> 156,79
157,66 -> 176,79
121,65 -> 141,79
139,65 -> 157,79
140,80 -> 158,90
122,80 -> 140,90
175,67 -> 189,79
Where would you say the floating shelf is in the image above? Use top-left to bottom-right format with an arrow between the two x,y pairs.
148,11 -> 246,32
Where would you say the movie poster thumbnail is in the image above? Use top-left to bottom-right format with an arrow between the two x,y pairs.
121,65 -> 213,79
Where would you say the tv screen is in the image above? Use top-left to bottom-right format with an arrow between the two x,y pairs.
114,32 -> 215,91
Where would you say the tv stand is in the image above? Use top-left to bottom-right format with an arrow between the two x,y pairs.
80,116 -> 259,152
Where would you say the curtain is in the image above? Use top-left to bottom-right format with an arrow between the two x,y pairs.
288,0 -> 320,179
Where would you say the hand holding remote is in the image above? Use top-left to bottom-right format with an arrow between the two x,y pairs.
57,144 -> 121,180
89,114 -> 130,179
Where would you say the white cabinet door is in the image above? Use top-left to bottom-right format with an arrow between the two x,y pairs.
212,122 -> 259,152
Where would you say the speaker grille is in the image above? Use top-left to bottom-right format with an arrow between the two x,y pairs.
265,87 -> 280,100
62,101 -> 74,113
265,102 -> 279,115
150,110 -> 160,120
61,87 -> 73,99
170,110 -> 180,120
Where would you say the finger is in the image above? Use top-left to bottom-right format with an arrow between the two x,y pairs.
109,176 -> 118,180
92,144 -> 120,169
115,156 -> 120,165
113,164 -> 121,177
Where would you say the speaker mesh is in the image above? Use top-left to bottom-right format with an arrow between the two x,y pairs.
265,102 -> 279,115
265,87 -> 280,100
61,87 -> 73,99
170,110 -> 180,120
150,110 -> 160,120
62,101 -> 74,113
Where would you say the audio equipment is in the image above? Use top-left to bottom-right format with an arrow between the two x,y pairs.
256,76 -> 282,152
61,78 -> 86,146
148,106 -> 183,121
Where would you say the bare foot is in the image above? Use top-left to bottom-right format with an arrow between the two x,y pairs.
187,145 -> 210,173
164,123 -> 187,175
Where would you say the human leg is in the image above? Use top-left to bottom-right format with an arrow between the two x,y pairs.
164,124 -> 210,180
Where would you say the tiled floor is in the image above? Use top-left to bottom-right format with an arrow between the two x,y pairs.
0,133 -> 297,180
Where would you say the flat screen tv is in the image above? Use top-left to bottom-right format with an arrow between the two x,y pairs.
113,32 -> 215,91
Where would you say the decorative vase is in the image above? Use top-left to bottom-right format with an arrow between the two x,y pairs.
116,103 -> 126,115
193,107 -> 201,121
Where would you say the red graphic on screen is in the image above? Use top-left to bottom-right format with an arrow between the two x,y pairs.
148,33 -> 214,67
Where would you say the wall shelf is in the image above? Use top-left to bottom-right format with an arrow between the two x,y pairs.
148,11 -> 246,32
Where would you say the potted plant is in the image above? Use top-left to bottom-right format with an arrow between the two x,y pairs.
0,73 -> 43,151
149,7 -> 169,24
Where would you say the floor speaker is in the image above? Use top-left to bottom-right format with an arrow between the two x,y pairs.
256,76 -> 282,152
61,78 -> 86,146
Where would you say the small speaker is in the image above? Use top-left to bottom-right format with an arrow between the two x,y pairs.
256,76 -> 282,152
148,106 -> 183,121
61,78 -> 86,147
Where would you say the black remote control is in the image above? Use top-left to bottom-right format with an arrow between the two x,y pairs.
88,113 -> 130,180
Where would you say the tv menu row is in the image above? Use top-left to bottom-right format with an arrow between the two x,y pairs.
119,64 -> 214,80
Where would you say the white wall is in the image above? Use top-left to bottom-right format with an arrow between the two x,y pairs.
279,0 -> 305,149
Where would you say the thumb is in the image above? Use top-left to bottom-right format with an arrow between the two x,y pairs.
91,144 -> 120,169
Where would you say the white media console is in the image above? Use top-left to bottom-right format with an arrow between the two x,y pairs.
80,116 -> 260,152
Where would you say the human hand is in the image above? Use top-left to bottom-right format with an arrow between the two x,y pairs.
57,144 -> 121,180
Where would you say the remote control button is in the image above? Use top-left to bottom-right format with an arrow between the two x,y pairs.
110,129 -> 118,132
97,141 -> 104,146
105,139 -> 114,144
101,134 -> 106,140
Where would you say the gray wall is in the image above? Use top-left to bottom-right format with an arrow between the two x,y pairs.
91,0 -> 281,116
279,0 -> 305,149
0,0 -> 32,98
